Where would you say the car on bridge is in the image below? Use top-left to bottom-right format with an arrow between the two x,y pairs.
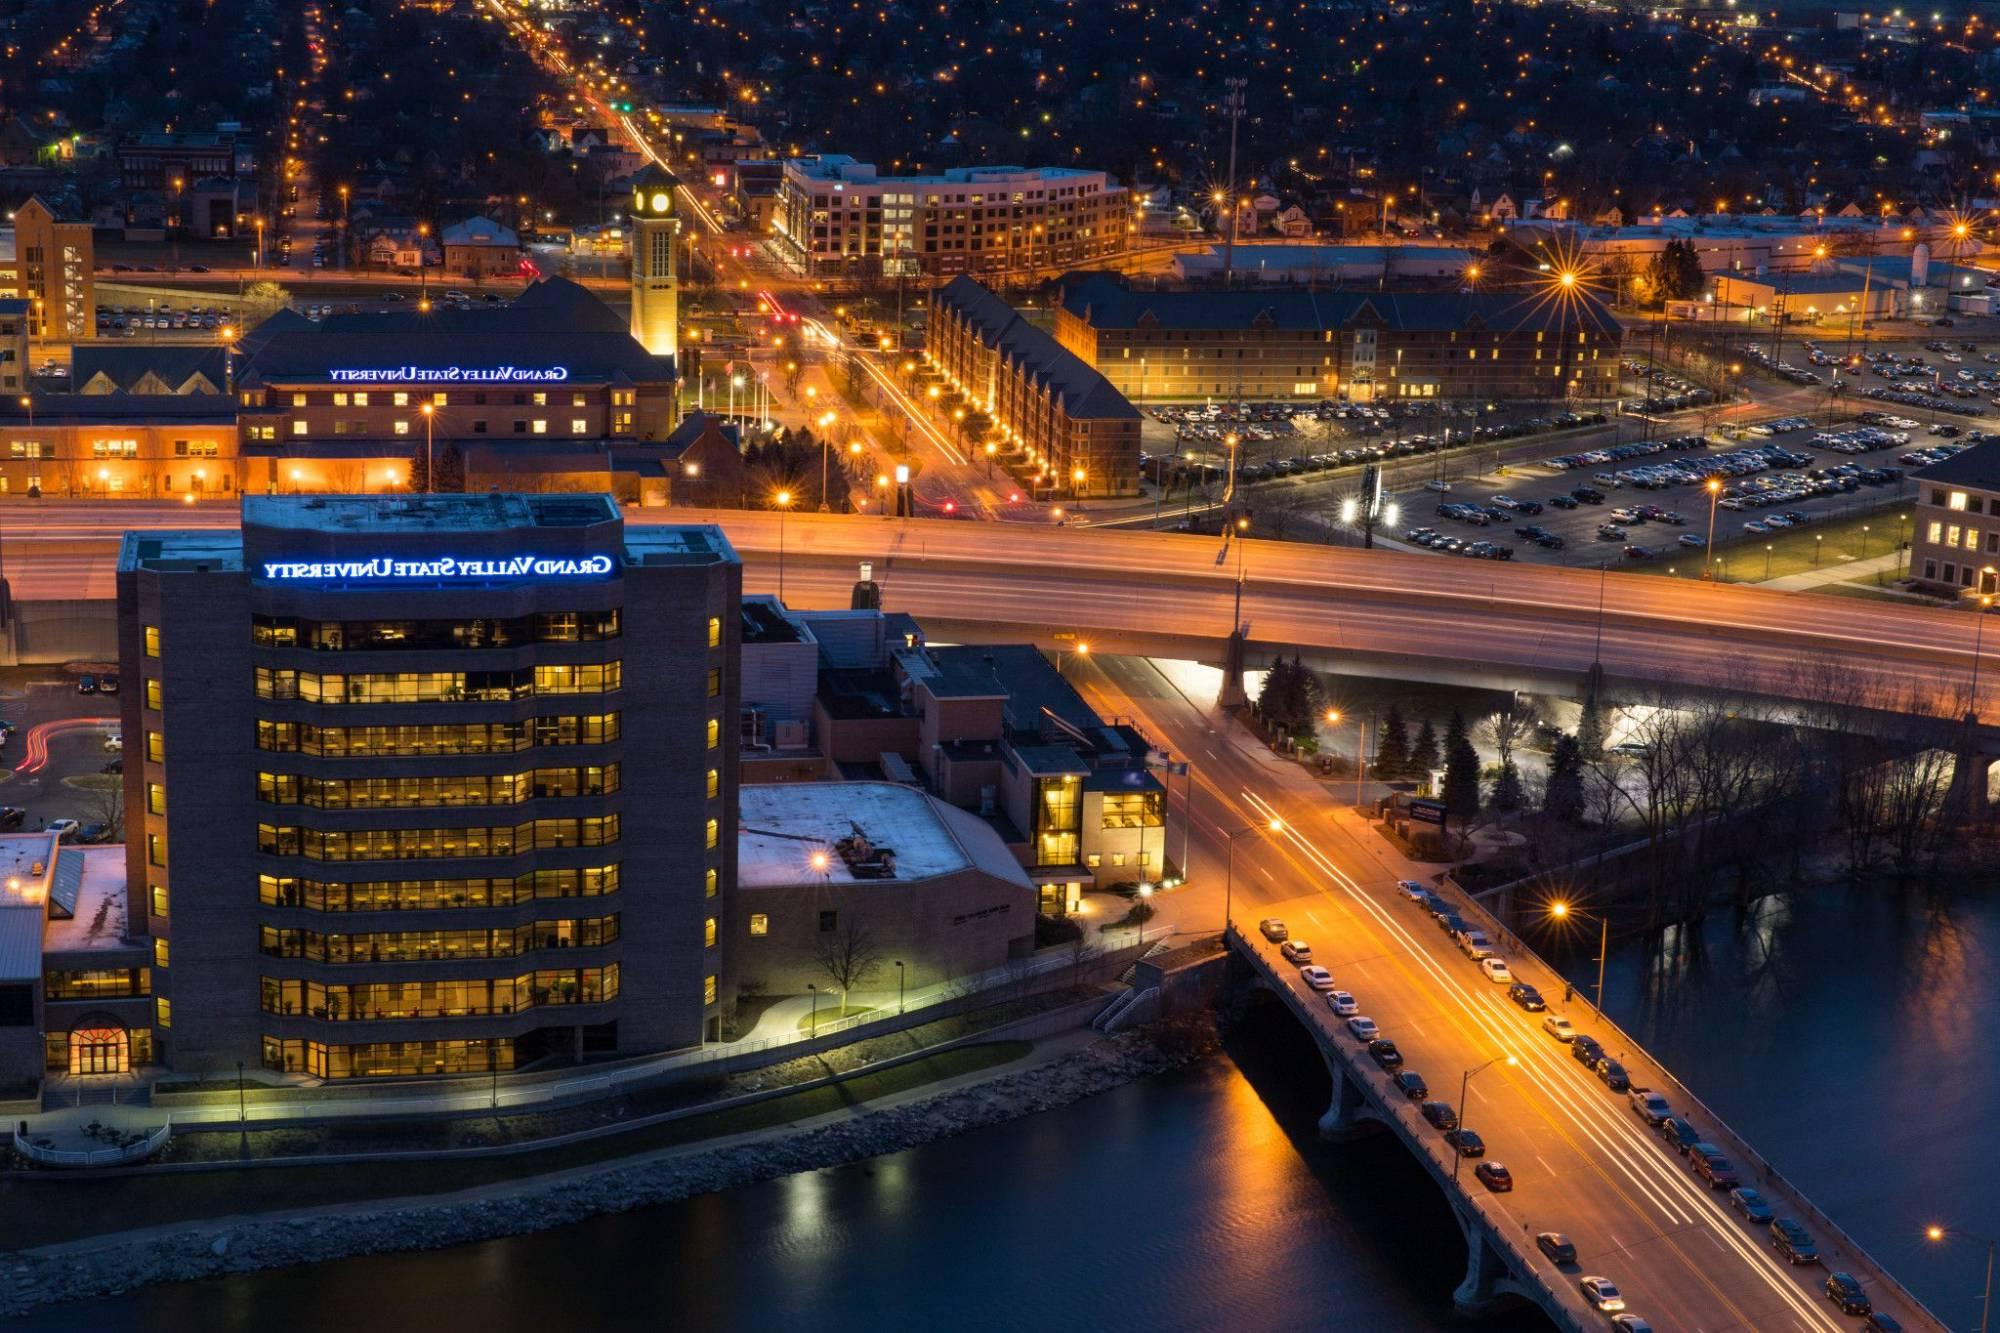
1595,1058 -> 1631,1093
1324,990 -> 1358,1017
1535,1233 -> 1577,1266
1280,939 -> 1313,963
1367,1039 -> 1403,1069
1729,1187 -> 1775,1224
1661,1118 -> 1703,1155
1691,1144 -> 1738,1189
1344,1016 -> 1379,1041
1420,1101 -> 1458,1131
1298,964 -> 1335,991
1258,918 -> 1288,942
1629,1089 -> 1673,1124
1610,1317 -> 1654,1333
1571,1035 -> 1605,1066
1578,1276 -> 1626,1313
1478,957 -> 1513,983
1444,1128 -> 1485,1157
1864,1312 -> 1907,1331
1455,928 -> 1494,959
1772,1218 -> 1820,1265
1825,1273 -> 1872,1316
1473,1161 -> 1513,1193
1392,1070 -> 1428,1100
1542,1015 -> 1577,1042
1507,983 -> 1546,1011
1395,879 -> 1429,900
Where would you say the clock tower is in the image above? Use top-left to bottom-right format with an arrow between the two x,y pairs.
628,163 -> 682,362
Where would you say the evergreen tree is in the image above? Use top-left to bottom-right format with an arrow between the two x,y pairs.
1577,693 -> 1608,759
1257,656 -> 1325,741
1442,710 -> 1482,819
407,440 -> 465,493
1492,761 -> 1524,813
1410,718 -> 1441,777
1376,705 -> 1411,778
1544,733 -> 1585,823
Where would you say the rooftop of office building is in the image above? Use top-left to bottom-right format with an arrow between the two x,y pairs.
738,781 -> 1029,889
242,492 -> 618,534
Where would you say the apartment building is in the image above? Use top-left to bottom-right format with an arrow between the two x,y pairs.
774,156 -> 1128,279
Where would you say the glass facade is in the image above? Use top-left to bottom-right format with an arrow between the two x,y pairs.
253,610 -> 620,650
260,965 -> 620,1020
256,765 -> 619,808
256,817 -> 620,860
258,865 -> 620,911
259,916 -> 620,962
254,663 -> 621,703
256,715 -> 620,757
45,967 -> 152,1001
264,1036 -> 515,1080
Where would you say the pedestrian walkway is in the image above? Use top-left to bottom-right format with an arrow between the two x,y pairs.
1759,550 -> 1901,590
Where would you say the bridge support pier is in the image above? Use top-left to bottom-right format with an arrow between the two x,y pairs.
1452,1213 -> 1527,1318
1947,720 -> 1998,816
1217,629 -> 1248,710
1316,1060 -> 1379,1141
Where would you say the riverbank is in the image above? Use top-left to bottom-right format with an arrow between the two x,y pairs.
1,1015 -> 1219,1318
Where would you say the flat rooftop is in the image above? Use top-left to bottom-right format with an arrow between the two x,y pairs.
41,847 -> 131,954
243,493 -> 618,534
0,833 -> 60,982
739,782 -> 973,887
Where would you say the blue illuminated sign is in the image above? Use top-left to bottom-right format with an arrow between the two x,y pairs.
260,554 -> 615,581
326,366 -> 570,384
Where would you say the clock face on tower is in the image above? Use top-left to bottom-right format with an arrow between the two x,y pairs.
650,192 -> 671,213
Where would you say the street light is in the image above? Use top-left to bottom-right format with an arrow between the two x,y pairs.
1136,882 -> 1154,948
773,489 -> 793,602
420,402 -> 436,492
1971,590 -> 1996,718
1704,477 -> 1722,577
1057,639 -> 1090,675
1325,710 -> 1369,806
1453,1055 -> 1518,1181
1548,899 -> 1610,1013
1926,1225 -> 1995,1333
1222,818 -> 1284,931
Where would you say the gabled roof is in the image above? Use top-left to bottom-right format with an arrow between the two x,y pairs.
72,345 -> 227,395
934,277 -> 1138,422
508,275 -> 626,333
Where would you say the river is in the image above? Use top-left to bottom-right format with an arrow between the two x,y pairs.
21,881 -> 1994,1332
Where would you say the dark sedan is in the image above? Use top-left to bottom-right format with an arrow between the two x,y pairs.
1444,1128 -> 1485,1157
1595,1058 -> 1630,1093
1507,982 -> 1546,1012
1536,1232 -> 1577,1266
1368,1039 -> 1404,1070
1825,1272 -> 1871,1315
1473,1161 -> 1513,1192
1393,1070 -> 1429,1100
1571,1036 -> 1605,1066
1420,1101 -> 1458,1131
1661,1118 -> 1702,1155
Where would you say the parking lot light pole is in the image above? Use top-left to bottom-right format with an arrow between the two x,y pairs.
1924,1225 -> 1994,1333
1549,900 -> 1610,1013
1222,818 -> 1284,931
1703,477 -> 1722,578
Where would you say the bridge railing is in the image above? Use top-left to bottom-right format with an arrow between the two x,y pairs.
1436,876 -> 1948,1329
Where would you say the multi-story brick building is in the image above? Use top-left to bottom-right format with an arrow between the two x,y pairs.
1053,273 -> 1623,403
774,156 -> 1128,280
1909,443 -> 2000,597
116,493 -> 741,1081
927,276 -> 1140,499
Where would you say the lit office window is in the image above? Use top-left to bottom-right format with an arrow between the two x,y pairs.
749,914 -> 768,936
704,917 -> 717,948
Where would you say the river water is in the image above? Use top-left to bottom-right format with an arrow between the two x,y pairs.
22,882 -> 1994,1333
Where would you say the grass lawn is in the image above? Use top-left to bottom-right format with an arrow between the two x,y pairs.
61,774 -> 121,793
797,1004 -> 883,1032
1626,501 -> 1916,585
0,1041 -> 1033,1251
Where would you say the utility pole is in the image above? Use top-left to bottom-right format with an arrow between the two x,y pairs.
1220,78 -> 1247,287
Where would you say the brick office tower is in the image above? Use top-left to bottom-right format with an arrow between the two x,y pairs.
116,494 -> 740,1082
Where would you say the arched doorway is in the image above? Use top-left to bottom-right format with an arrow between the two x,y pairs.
69,1023 -> 128,1075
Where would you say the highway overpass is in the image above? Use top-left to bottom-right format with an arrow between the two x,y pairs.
0,504 -> 1977,716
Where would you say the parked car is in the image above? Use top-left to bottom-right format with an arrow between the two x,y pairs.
1444,1127 -> 1485,1157
0,807 -> 23,830
1508,983 -> 1546,1011
1258,918 -> 1288,942
1691,1144 -> 1739,1188
1661,1117 -> 1703,1155
1543,1015 -> 1577,1042
74,823 -> 112,845
1345,1016 -> 1379,1042
44,819 -> 80,841
1473,1161 -> 1513,1192
98,675 -> 119,694
1325,989 -> 1359,1017
1280,939 -> 1313,963
1298,964 -> 1335,991
1421,1101 -> 1459,1131
1832,1264 -> 1872,1304
1578,1276 -> 1626,1313
1865,1313 -> 1907,1331
1396,879 -> 1429,900
1536,1233 -> 1578,1266
1596,1058 -> 1631,1093
1367,1039 -> 1403,1069
1456,928 -> 1494,960
1478,957 -> 1513,984
1772,1218 -> 1820,1265
1729,1187 -> 1776,1224
104,733 -> 123,753
1570,1035 -> 1605,1067
1393,1070 -> 1429,1100
1629,1089 -> 1673,1124
76,674 -> 97,694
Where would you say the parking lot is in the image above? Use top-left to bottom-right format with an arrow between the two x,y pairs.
1395,415 -> 1937,570
0,671 -> 126,840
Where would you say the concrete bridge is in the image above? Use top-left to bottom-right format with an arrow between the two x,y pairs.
1222,899 -> 1944,1330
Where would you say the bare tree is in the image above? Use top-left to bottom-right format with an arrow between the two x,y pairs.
1480,703 -> 1530,770
813,920 -> 884,1015
85,781 -> 124,842
1066,927 -> 1104,989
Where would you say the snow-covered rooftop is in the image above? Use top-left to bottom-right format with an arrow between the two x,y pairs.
41,846 -> 131,954
739,782 -> 1016,888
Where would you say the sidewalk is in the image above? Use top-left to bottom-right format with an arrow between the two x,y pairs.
1758,550 -> 1901,590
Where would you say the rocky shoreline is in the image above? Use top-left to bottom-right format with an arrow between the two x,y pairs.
2,1016 -> 1218,1318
